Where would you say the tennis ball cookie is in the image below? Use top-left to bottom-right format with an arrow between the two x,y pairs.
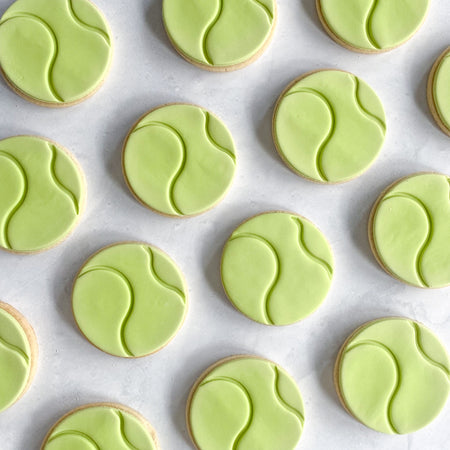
273,70 -> 386,184
41,403 -> 159,449
316,0 -> 429,53
162,0 -> 277,71
0,135 -> 85,254
72,242 -> 188,358
428,47 -> 450,136
369,173 -> 450,288
335,318 -> 450,434
0,0 -> 113,107
0,301 -> 37,413
221,212 -> 334,325
187,356 -> 304,450
123,104 -> 236,217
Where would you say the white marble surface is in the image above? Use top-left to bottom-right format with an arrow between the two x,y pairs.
0,0 -> 449,449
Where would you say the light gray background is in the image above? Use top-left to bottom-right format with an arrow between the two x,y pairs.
0,0 -> 449,449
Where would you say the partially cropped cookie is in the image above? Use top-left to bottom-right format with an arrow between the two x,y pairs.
369,173 -> 450,288
221,212 -> 334,325
187,356 -> 304,450
0,0 -> 113,106
0,301 -> 37,413
273,70 -> 386,183
335,318 -> 450,434
123,104 -> 236,217
41,403 -> 159,449
316,0 -> 429,53
163,0 -> 277,71
0,136 -> 85,253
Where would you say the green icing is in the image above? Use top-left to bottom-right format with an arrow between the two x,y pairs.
433,49 -> 450,131
338,318 -> 450,434
0,136 -> 84,253
372,173 -> 450,288
72,243 -> 188,357
0,0 -> 112,105
163,0 -> 276,68
44,405 -> 157,449
318,0 -> 429,51
189,357 -> 304,450
123,104 -> 236,217
221,212 -> 334,325
0,306 -> 31,412
274,70 -> 386,183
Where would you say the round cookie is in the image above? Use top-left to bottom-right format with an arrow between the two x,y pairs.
0,0 -> 113,107
369,173 -> 450,289
0,301 -> 38,413
316,0 -> 429,53
428,47 -> 450,136
335,318 -> 450,434
41,403 -> 159,449
162,0 -> 277,71
273,70 -> 386,184
221,212 -> 334,325
72,242 -> 188,358
187,356 -> 305,450
0,135 -> 86,254
122,104 -> 236,217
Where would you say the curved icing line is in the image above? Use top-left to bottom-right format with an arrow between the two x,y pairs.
292,217 -> 333,278
346,339 -> 401,434
116,410 -> 139,450
285,88 -> 335,182
201,0 -> 223,65
79,266 -> 135,357
0,151 -> 28,250
203,111 -> 236,163
0,334 -> 29,365
382,193 -> 433,288
200,376 -> 254,450
0,13 -> 63,102
365,0 -> 381,49
248,0 -> 274,22
230,232 -> 280,325
47,430 -> 100,449
132,122 -> 186,216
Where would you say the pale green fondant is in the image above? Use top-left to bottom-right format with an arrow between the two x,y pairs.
189,357 -> 304,450
372,173 -> 450,288
318,0 -> 429,51
72,243 -> 187,357
433,49 -> 450,131
221,212 -> 334,325
0,136 -> 84,253
123,104 -> 236,217
44,405 -> 157,449
339,318 -> 450,434
0,0 -> 112,104
0,306 -> 31,412
274,70 -> 386,183
163,0 -> 275,68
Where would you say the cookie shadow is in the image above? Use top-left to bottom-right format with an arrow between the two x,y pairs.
300,0 -> 322,32
145,0 -> 176,55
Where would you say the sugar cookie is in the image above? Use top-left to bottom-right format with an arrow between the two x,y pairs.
187,356 -> 304,450
369,173 -> 450,288
0,135 -> 85,254
123,104 -> 236,217
335,318 -> 450,434
162,0 -> 277,71
273,70 -> 386,183
316,0 -> 429,53
72,242 -> 188,358
221,212 -> 334,325
0,0 -> 113,107
428,47 -> 450,136
41,403 -> 159,449
0,301 -> 37,413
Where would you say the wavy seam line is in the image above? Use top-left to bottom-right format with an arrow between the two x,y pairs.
200,376 -> 253,450
248,0 -> 274,21
116,410 -> 139,450
0,13 -> 63,102
292,217 -> 333,278
79,266 -> 135,357
365,0 -> 381,49
47,430 -> 100,449
345,339 -> 401,434
0,151 -> 28,250
0,334 -> 29,364
203,111 -> 236,163
201,0 -> 223,65
383,193 -> 432,288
